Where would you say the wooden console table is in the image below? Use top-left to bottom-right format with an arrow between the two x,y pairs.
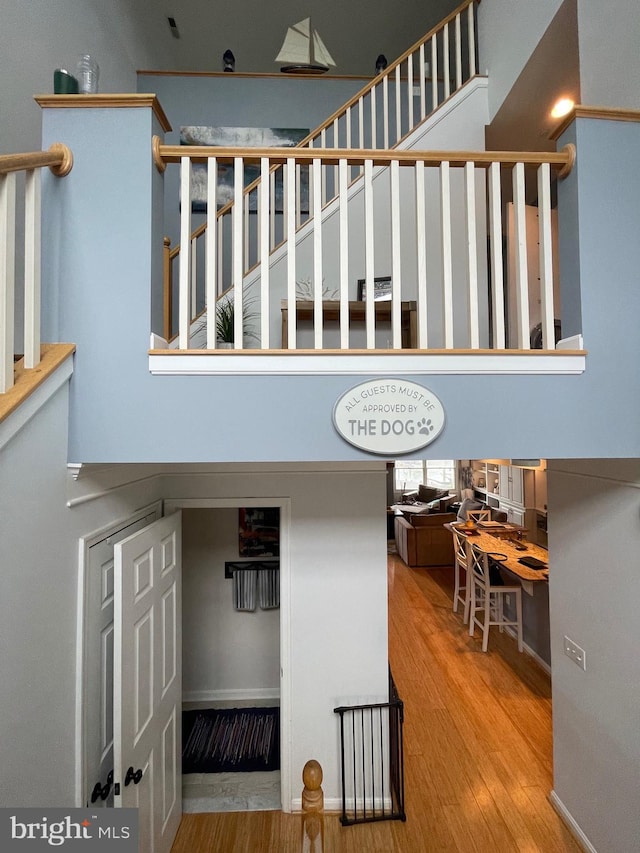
280,300 -> 417,349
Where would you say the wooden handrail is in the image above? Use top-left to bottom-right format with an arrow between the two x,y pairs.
0,143 -> 73,177
155,143 -> 576,175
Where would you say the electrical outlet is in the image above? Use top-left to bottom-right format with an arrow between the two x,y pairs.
563,635 -> 586,670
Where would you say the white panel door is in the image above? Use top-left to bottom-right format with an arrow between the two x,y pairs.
114,512 -> 182,853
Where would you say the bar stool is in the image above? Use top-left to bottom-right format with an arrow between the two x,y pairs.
468,543 -> 523,653
452,528 -> 471,622
467,508 -> 492,523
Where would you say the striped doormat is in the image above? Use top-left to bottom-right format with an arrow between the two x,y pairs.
182,707 -> 280,774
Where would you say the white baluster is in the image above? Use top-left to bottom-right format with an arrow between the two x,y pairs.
443,23 -> 450,99
358,96 -> 364,148
260,157 -> 270,348
383,75 -> 390,150
390,160 -> 402,349
233,157 -> 244,348
407,53 -> 414,135
370,86 -> 377,149
178,157 -> 191,350
440,161 -> 453,347
364,159 -> 375,349
190,236 -> 197,329
338,158 -> 349,349
538,162 -> 555,349
415,161 -> 428,348
419,43 -> 426,121
320,129 -> 327,204
0,172 -> 16,391
455,13 -> 462,90
468,1 -> 477,76
312,158 -> 323,350
206,158 -> 217,349
286,157 -> 297,349
270,170 -> 277,251
23,169 -> 41,368
431,35 -> 438,111
464,161 -> 479,347
395,65 -> 402,143
512,162 -> 530,348
488,162 -> 505,349
346,106 -> 352,149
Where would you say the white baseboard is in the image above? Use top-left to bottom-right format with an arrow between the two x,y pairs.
549,790 -> 597,852
290,797 -> 343,813
503,627 -> 551,675
183,688 -> 280,705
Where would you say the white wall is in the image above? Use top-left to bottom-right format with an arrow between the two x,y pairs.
0,0 -> 177,154
182,508 -> 280,701
0,383 -> 167,806
477,0 -> 563,121
163,463 -> 389,809
548,459 -> 640,853
576,0 -> 640,108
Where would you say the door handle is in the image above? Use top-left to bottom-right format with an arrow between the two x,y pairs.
125,766 -> 143,786
90,769 -> 114,803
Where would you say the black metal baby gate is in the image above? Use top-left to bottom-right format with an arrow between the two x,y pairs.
333,669 -> 406,826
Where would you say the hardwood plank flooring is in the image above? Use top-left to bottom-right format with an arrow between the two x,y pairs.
171,553 -> 581,853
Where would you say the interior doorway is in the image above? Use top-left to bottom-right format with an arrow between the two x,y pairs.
180,506 -> 282,813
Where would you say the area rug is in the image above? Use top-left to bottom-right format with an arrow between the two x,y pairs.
182,707 -> 280,774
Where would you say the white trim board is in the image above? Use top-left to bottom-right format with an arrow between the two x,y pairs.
549,791 -> 598,853
0,356 -> 73,451
183,688 -> 280,704
150,352 -> 586,376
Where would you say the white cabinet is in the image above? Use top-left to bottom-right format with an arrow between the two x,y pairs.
499,465 -> 524,505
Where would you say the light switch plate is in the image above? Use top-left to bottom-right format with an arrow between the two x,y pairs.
564,635 -> 586,670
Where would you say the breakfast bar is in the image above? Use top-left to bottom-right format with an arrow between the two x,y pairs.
445,521 -> 548,594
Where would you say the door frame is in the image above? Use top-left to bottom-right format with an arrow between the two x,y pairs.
164,496 -> 292,813
75,500 -> 163,807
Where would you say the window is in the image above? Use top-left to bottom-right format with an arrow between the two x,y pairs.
394,459 -> 456,494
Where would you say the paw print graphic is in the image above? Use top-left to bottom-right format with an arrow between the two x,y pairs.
418,418 -> 434,435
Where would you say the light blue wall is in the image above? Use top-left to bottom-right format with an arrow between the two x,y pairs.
40,105 -> 640,464
137,73 -> 371,249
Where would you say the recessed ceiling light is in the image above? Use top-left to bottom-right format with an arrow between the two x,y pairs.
551,97 -> 574,119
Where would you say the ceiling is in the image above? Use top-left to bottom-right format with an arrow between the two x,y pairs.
154,0 -> 460,77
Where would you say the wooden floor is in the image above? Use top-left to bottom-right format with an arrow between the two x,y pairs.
171,553 -> 581,853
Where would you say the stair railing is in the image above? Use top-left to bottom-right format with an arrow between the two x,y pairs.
0,144 -> 73,392
161,0 -> 482,341
155,141 -> 575,354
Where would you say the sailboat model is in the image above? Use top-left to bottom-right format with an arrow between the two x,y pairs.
275,17 -> 336,74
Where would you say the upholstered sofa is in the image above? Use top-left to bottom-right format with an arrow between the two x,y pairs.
394,512 -> 457,568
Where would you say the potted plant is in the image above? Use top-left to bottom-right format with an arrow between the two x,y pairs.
215,295 -> 258,348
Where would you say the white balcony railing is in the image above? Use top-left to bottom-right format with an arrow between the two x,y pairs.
0,145 -> 73,393
154,143 -> 575,356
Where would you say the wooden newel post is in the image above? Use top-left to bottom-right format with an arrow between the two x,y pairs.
301,759 -> 324,812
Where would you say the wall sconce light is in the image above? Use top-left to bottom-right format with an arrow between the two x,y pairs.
550,97 -> 574,119
223,49 -> 235,72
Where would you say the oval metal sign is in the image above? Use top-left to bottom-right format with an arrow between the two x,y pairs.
333,379 -> 445,455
